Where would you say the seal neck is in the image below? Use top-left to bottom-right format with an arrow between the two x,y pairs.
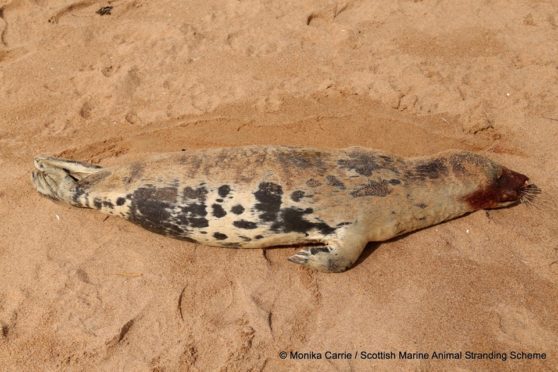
371,184 -> 476,241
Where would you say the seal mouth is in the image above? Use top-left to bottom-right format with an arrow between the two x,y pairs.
465,167 -> 540,209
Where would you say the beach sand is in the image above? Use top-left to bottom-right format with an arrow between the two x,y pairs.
0,0 -> 557,370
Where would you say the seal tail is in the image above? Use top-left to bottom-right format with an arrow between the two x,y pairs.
32,156 -> 104,205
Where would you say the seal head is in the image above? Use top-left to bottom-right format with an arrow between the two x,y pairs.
463,166 -> 538,210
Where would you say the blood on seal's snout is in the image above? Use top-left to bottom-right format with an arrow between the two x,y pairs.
464,167 -> 530,209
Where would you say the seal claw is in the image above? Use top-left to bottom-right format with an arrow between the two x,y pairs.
288,245 -> 355,273
288,252 -> 309,265
288,247 -> 315,265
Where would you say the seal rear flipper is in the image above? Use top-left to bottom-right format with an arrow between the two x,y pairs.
32,156 -> 104,206
33,156 -> 103,180
288,239 -> 367,273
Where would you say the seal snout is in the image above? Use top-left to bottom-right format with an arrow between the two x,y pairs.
495,168 -> 529,204
464,167 -> 539,210
496,168 -> 541,206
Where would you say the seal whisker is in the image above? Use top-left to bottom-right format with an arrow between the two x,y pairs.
520,188 -> 556,214
518,183 -> 542,207
521,184 -> 541,195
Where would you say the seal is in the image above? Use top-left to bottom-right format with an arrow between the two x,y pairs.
31,146 -> 539,272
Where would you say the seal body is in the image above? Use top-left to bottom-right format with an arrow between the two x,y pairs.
32,146 -> 536,272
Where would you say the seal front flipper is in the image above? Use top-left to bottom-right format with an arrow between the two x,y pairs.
288,237 -> 367,273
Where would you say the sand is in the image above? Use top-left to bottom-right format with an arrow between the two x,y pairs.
1,0 -> 557,370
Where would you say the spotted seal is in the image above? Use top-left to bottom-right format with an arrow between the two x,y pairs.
31,146 -> 539,272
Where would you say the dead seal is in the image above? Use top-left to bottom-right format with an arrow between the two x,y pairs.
31,146 -> 540,272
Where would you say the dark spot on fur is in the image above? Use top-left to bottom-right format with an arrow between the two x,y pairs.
116,197 -> 126,206
175,200 -> 209,230
216,198 -> 224,203
134,186 -> 177,204
72,187 -> 87,205
271,208 -> 335,235
448,152 -> 487,175
254,182 -> 283,222
182,203 -> 207,217
450,157 -> 467,173
389,179 -> 401,185
200,231 -> 207,234
338,152 -> 379,176
326,175 -> 345,189
183,186 -> 208,201
351,180 -> 391,197
411,159 -> 448,180
291,190 -> 305,202
255,235 -> 264,239
223,242 -> 241,248
310,247 -> 330,255
337,222 -> 352,227
212,204 -> 227,218
218,185 -> 231,197
186,217 -> 209,228
213,232 -> 228,240
123,163 -> 144,184
327,259 -> 351,273
449,152 -> 499,177
239,236 -> 251,242
306,179 -> 321,187
233,220 -> 258,229
179,154 -> 203,177
102,200 -> 114,209
249,184 -> 336,236
338,150 -> 401,177
276,149 -> 328,170
231,205 -> 245,214
128,185 -> 185,236
72,171 -> 111,205
93,198 -> 103,209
